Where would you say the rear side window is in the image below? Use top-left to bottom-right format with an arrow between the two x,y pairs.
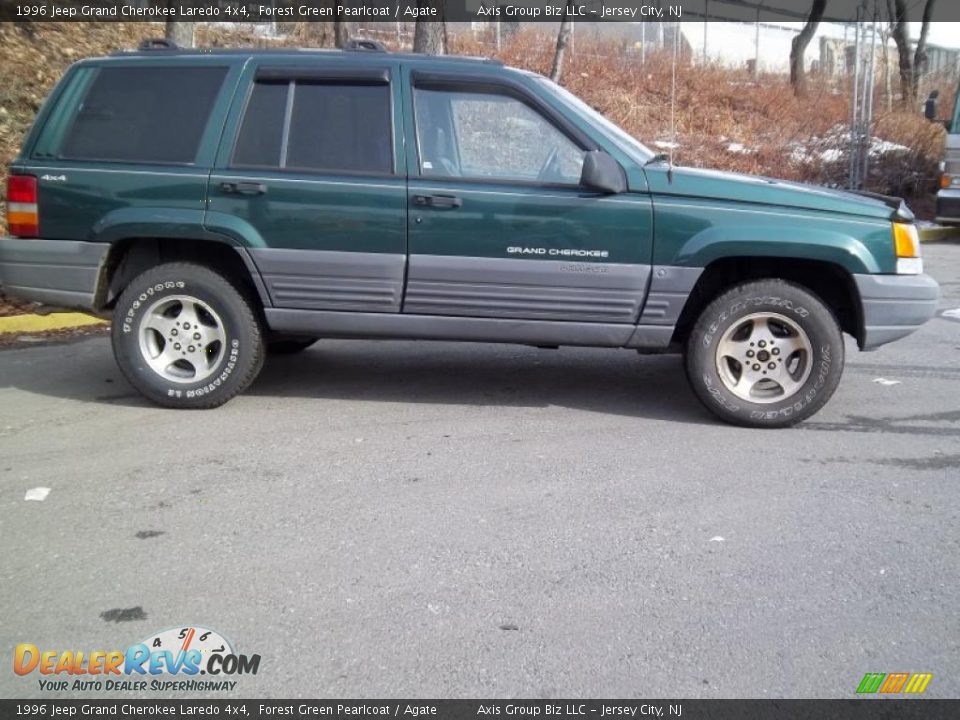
232,80 -> 392,175
60,66 -> 227,164
231,82 -> 286,167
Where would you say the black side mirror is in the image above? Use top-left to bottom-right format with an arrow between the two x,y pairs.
580,150 -> 627,194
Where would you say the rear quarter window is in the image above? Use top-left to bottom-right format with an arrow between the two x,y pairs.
59,65 -> 227,164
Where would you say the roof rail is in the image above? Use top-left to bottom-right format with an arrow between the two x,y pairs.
344,39 -> 387,53
138,38 -> 179,51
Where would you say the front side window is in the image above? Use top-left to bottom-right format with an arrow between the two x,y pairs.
233,80 -> 392,175
60,66 -> 227,164
414,86 -> 585,184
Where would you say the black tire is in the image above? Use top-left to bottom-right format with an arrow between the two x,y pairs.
267,336 -> 319,355
685,279 -> 844,428
111,262 -> 265,409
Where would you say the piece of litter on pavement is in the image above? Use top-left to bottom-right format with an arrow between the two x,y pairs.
709,536 -> 725,542
873,378 -> 901,386
942,308 -> 960,319
25,487 -> 51,502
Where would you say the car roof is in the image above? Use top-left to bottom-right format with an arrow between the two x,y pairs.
107,45 -> 505,68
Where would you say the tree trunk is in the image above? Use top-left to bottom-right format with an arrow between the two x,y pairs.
334,15 -> 351,49
912,0 -> 937,100
789,0 -> 827,97
413,1 -> 446,55
164,21 -> 195,48
889,0 -> 914,107
550,4 -> 575,83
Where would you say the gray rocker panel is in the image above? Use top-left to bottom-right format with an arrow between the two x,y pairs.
404,255 -> 651,323
266,308 -> 637,347
249,248 -> 406,313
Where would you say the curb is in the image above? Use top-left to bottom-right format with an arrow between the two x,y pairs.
919,226 -> 960,243
0,312 -> 107,334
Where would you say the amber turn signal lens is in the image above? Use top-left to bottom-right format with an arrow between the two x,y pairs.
893,222 -> 920,258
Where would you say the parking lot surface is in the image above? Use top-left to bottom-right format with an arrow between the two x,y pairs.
1,244 -> 958,699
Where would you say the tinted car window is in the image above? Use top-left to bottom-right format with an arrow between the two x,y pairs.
233,81 -> 392,174
61,66 -> 227,164
414,87 -> 584,183
287,83 -> 391,173
233,81 -> 287,167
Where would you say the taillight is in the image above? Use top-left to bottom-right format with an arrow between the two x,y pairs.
7,175 -> 39,237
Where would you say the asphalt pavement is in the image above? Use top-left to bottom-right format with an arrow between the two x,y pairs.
1,243 -> 958,699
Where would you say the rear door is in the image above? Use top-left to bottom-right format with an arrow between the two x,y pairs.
206,58 -> 407,313
401,68 -> 652,325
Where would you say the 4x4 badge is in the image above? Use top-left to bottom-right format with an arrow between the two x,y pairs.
40,174 -> 67,182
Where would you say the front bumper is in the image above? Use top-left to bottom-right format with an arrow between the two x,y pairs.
0,238 -> 109,310
936,188 -> 960,225
854,273 -> 940,350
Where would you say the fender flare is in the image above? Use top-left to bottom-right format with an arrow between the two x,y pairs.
90,208 -> 270,308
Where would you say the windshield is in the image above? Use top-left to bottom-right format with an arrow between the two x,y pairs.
535,76 -> 655,164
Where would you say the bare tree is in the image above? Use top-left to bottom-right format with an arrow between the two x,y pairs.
790,0 -> 827,96
163,0 -> 194,48
334,11 -> 351,48
550,3 -> 575,83
888,0 -> 913,105
164,21 -> 195,48
413,0 -> 446,55
889,0 -> 936,107
914,0 -> 937,97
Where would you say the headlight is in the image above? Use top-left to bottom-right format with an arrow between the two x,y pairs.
893,222 -> 922,274
941,174 -> 959,188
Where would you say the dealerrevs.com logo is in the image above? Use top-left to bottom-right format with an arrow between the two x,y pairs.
856,672 -> 933,695
14,626 -> 260,693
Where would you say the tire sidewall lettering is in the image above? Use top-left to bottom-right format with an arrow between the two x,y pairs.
121,280 -> 186,334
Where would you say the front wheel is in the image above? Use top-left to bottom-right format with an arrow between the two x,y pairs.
111,262 -> 265,409
685,279 -> 844,428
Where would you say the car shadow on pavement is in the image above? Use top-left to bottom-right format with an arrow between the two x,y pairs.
1,337 -> 714,425
246,341 -> 713,424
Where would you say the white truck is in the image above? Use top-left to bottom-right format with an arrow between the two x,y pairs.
937,80 -> 960,225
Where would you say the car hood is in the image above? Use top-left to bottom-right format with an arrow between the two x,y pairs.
643,165 -> 909,221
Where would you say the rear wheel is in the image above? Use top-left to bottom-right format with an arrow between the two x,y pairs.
111,262 -> 265,409
685,279 -> 844,428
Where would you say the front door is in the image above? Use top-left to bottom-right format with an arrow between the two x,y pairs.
206,60 -> 407,314
403,70 -> 652,325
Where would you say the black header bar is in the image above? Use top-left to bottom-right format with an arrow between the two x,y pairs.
4,0 -> 960,23
1,699 -> 958,720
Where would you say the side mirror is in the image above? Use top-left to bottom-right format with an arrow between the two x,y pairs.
580,150 -> 627,194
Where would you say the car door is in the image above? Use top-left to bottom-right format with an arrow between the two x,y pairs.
402,68 -> 653,325
206,59 -> 407,313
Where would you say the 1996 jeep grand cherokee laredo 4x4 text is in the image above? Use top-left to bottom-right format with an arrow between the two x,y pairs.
0,41 -> 941,427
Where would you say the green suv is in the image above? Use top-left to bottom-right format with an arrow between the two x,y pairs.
0,41 -> 940,427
